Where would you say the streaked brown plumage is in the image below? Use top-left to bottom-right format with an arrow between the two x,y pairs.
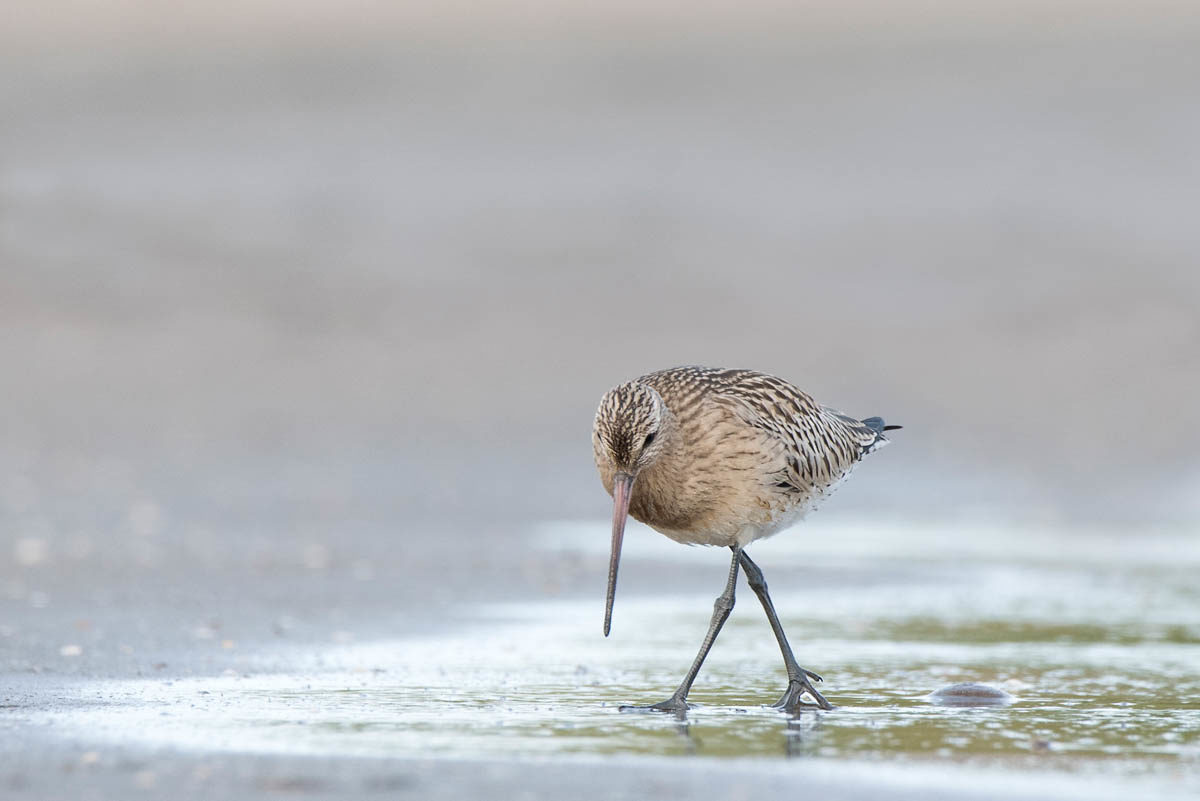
593,365 -> 898,714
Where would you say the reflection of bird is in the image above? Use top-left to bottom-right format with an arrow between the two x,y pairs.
593,366 -> 899,713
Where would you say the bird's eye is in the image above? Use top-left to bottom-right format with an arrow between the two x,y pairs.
643,433 -> 656,448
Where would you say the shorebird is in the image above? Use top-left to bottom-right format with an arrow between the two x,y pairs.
592,366 -> 899,713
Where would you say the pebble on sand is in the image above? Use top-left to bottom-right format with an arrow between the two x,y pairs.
926,682 -> 1016,706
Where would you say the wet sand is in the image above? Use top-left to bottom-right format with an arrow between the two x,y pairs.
4,519 -> 1199,798
3,3 -> 1200,798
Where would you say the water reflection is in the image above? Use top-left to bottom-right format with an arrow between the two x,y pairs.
784,712 -> 820,759
618,701 -> 827,759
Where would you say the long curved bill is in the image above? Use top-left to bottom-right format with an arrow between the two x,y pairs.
604,471 -> 635,637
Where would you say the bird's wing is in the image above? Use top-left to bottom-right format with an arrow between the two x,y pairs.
710,372 -> 882,492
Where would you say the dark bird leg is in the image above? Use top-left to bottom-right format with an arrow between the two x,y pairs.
739,551 -> 833,711
621,545 -> 742,715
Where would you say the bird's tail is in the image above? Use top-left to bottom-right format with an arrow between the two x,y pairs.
860,416 -> 902,434
856,416 -> 901,456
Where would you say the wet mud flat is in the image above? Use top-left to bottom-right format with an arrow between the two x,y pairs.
4,519 -> 1198,800
5,4 -> 1200,797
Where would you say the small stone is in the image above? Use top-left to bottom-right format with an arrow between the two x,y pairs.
926,682 -> 1015,706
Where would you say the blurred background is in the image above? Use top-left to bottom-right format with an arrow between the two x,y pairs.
2,1 -> 1199,667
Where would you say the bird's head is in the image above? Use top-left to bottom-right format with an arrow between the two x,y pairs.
592,381 -> 671,637
593,381 -> 669,476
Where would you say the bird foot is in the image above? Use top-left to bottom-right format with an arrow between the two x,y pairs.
619,695 -> 691,716
771,674 -> 833,712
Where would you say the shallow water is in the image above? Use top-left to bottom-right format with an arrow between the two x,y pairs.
30,519 -> 1200,794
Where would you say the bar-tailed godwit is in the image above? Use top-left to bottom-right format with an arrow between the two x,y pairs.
593,366 -> 899,713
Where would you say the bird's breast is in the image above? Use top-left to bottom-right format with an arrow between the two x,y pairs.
627,467 -> 796,549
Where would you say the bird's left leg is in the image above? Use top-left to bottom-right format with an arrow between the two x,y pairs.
620,545 -> 741,714
739,550 -> 833,711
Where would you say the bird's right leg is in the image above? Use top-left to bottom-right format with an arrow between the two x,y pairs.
620,545 -> 741,715
739,551 -> 833,711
